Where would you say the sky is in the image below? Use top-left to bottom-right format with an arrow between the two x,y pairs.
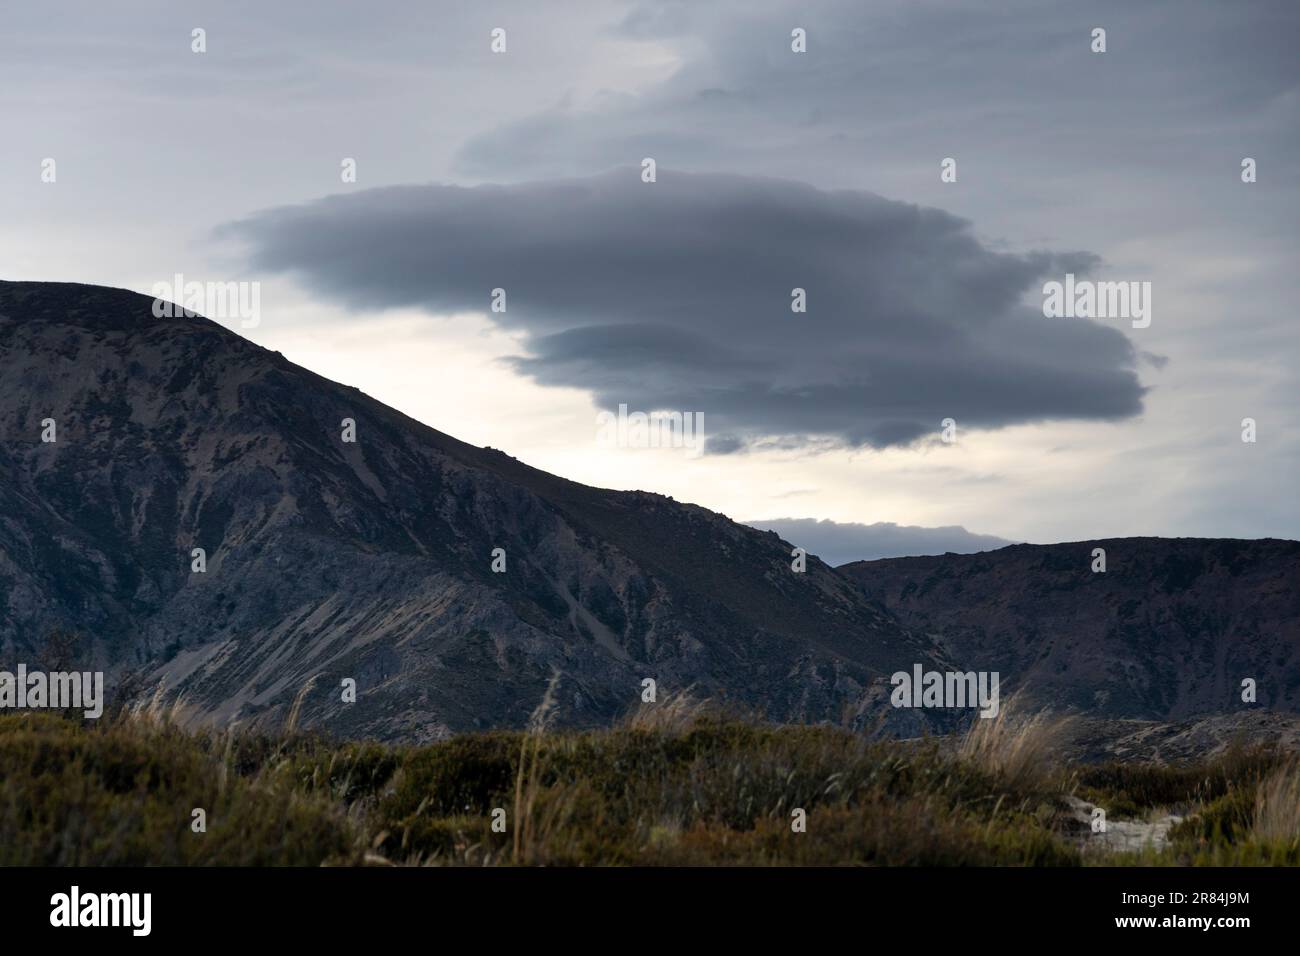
3,0 -> 1297,560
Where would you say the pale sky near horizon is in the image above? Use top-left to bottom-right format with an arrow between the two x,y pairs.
2,0 -> 1297,555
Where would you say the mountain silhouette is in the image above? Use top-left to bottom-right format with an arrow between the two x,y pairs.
841,540 -> 1300,720
0,280 -> 942,740
3,281 -> 1294,745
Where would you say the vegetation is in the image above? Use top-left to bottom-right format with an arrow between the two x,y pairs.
0,696 -> 1296,866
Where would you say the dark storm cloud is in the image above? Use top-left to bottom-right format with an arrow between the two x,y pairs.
224,168 -> 1146,451
455,0 -> 1300,186
746,517 -> 1015,566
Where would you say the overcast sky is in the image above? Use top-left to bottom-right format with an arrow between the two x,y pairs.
3,0 -> 1297,559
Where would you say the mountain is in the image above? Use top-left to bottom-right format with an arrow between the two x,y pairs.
5,280 -> 1295,747
0,280 -> 943,741
744,517 -> 1013,566
840,539 -> 1300,721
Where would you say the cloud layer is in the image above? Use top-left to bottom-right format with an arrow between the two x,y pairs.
227,169 -> 1146,452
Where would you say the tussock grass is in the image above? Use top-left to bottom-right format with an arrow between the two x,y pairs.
0,707 -> 1293,866
957,699 -> 1074,792
624,687 -> 714,732
0,712 -> 354,866
1252,760 -> 1300,846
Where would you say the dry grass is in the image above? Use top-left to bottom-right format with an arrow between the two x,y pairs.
284,676 -> 321,736
512,671 -> 560,863
0,711 -> 355,865
3,705 -> 1294,867
1252,760 -> 1300,845
624,686 -> 712,733
124,683 -> 199,728
958,698 -> 1075,791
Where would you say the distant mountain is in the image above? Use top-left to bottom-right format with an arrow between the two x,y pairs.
0,281 -> 943,741
745,517 -> 1013,565
841,539 -> 1300,721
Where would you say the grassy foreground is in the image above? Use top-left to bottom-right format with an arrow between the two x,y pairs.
1,703 -> 1297,866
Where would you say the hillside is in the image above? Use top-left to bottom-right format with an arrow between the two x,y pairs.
0,280 -> 940,740
841,539 -> 1300,720
4,281 -> 1296,745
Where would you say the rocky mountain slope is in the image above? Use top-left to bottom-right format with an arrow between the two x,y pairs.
0,281 -> 943,740
4,280 -> 1294,747
841,539 -> 1300,721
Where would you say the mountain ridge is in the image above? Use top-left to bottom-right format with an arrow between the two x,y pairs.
2,280 -> 1295,744
840,537 -> 1300,720
0,280 -> 940,741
